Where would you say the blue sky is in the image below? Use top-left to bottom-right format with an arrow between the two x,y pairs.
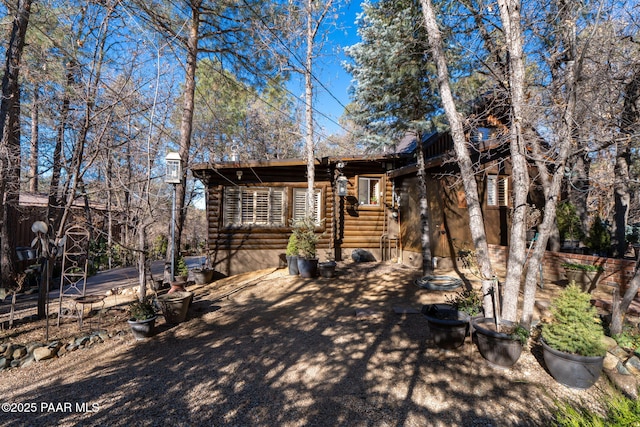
287,1 -> 362,137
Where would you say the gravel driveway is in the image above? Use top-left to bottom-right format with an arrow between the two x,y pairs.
0,262 -> 610,426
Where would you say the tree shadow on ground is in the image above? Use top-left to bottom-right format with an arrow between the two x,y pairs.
0,263 -> 600,426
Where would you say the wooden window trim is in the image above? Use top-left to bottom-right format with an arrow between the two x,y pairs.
356,175 -> 384,210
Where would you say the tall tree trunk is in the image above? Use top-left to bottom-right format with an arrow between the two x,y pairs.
305,0 -> 315,215
0,0 -> 32,286
47,64 -> 73,232
521,0 -> 582,327
420,0 -> 495,316
170,5 -> 199,267
415,132 -> 433,275
610,71 -> 640,335
28,85 -> 39,193
497,0 -> 531,322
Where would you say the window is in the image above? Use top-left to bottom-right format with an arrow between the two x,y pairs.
358,177 -> 381,206
487,175 -> 508,207
224,187 -> 285,226
293,188 -> 321,225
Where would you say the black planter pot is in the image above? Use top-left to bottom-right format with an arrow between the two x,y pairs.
286,255 -> 299,275
423,304 -> 470,349
318,261 -> 336,278
541,339 -> 604,389
297,257 -> 318,278
128,316 -> 157,340
472,318 -> 523,367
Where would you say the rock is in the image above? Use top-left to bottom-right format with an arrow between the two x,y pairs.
75,336 -> 90,347
57,346 -> 67,357
33,346 -> 57,362
26,342 -> 44,353
351,248 -> 376,263
602,336 -> 619,351
0,357 -> 7,369
20,355 -> 34,368
609,345 -> 629,360
96,330 -> 109,341
605,369 -> 639,399
3,344 -> 14,359
604,352 -> 620,371
12,347 -> 27,360
617,362 -> 631,375
625,355 -> 640,377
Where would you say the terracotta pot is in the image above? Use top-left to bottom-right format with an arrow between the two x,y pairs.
169,281 -> 187,293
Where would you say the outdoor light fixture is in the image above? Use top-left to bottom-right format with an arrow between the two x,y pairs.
165,152 -> 182,184
165,151 -> 182,281
236,170 -> 243,180
336,175 -> 348,197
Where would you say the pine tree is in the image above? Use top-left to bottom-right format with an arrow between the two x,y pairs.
344,0 -> 440,144
542,283 -> 606,357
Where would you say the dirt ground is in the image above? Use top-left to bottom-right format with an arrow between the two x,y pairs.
0,261 -> 617,426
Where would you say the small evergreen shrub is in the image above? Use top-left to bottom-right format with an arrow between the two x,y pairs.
176,256 -> 189,277
542,283 -> 606,357
286,234 -> 299,257
292,217 -> 319,259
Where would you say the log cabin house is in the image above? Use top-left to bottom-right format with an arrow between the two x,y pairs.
191,126 -> 529,276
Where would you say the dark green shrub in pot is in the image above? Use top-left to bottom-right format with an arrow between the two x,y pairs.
542,283 -> 606,356
541,283 -> 606,388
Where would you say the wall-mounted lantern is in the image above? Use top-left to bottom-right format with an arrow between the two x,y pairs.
336,176 -> 348,197
165,152 -> 182,184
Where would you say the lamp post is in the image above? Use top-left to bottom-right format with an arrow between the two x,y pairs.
165,152 -> 182,282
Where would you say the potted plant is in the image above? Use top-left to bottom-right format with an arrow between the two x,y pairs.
175,256 -> 189,282
292,217 -> 319,278
472,318 -> 529,368
192,257 -> 215,285
157,290 -> 194,324
561,262 -> 603,293
422,300 -> 472,350
318,260 -> 337,278
286,234 -> 299,276
540,283 -> 607,389
127,298 -> 158,340
445,288 -> 483,317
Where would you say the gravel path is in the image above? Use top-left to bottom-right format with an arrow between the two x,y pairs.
0,262 -> 612,426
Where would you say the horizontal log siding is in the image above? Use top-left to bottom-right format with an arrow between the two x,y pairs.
339,176 -> 391,250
